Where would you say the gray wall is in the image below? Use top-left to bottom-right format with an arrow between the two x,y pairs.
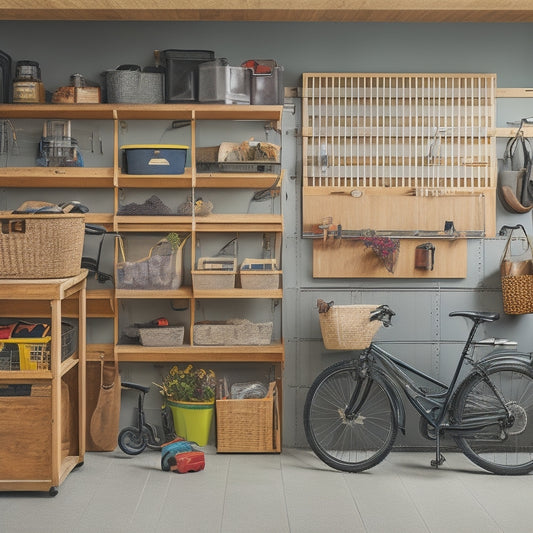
2,20 -> 533,448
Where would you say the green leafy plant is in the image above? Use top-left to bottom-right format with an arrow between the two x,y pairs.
165,232 -> 182,252
156,364 -> 216,403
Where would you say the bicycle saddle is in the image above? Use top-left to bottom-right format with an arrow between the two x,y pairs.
121,381 -> 150,394
449,311 -> 499,322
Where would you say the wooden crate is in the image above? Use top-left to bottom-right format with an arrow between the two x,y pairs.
216,381 -> 280,453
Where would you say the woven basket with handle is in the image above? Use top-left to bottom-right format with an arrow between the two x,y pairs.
0,212 -> 85,279
319,304 -> 382,350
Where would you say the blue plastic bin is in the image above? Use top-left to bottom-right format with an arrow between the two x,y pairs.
121,144 -> 188,175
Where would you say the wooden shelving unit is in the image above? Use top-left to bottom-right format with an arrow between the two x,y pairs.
0,102 -> 284,402
0,271 -> 87,495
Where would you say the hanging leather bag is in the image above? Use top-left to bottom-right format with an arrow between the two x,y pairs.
498,134 -> 533,214
500,224 -> 533,315
88,355 -> 121,451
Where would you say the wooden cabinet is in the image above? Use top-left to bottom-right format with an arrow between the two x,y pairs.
0,271 -> 87,495
0,104 -> 284,447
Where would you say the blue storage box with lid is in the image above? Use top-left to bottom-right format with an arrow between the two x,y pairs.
121,144 -> 188,175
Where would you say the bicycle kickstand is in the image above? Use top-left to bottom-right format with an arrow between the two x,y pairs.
431,432 -> 446,468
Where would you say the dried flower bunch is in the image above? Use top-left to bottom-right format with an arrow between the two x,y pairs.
156,364 -> 216,403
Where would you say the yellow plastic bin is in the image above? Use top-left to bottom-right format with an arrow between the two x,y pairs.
167,399 -> 214,446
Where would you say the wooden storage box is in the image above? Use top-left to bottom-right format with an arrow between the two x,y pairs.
239,258 -> 280,290
216,382 -> 280,452
193,319 -> 273,345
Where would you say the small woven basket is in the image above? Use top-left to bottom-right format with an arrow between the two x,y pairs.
319,304 -> 382,350
216,382 -> 280,453
502,275 -> 533,315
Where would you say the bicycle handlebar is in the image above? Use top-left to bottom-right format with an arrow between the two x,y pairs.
370,304 -> 396,327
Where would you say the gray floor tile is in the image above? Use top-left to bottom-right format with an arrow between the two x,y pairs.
1,449 -> 533,533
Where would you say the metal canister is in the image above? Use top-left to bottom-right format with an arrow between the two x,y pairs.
12,60 -> 45,104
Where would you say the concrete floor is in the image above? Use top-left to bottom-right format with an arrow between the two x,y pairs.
1,448 -> 532,533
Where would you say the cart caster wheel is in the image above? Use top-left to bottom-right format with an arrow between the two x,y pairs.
74,461 -> 84,469
49,486 -> 58,497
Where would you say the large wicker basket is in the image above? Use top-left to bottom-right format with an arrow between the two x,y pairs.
0,213 -> 85,279
319,304 -> 382,350
216,381 -> 280,453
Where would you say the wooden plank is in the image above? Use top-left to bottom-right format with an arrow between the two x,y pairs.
302,190 -> 488,235
1,1 -> 532,23
313,238 -> 468,278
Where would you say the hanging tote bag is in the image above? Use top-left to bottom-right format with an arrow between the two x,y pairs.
88,356 -> 121,452
500,224 -> 533,315
498,134 -> 533,214
116,234 -> 189,290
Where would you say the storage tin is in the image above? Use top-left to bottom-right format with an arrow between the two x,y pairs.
121,144 -> 188,175
198,59 -> 250,104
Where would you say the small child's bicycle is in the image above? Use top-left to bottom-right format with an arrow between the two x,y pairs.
118,381 -> 176,455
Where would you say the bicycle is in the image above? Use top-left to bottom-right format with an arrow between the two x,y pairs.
118,382 -> 176,455
304,302 -> 533,475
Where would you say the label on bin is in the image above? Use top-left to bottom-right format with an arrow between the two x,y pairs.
148,157 -> 170,166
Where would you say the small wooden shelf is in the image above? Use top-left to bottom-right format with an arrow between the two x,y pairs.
0,167 -> 114,188
115,343 -> 285,363
115,286 -> 193,299
193,288 -> 282,298
195,213 -> 283,232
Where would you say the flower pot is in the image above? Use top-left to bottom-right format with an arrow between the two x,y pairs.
167,399 -> 214,446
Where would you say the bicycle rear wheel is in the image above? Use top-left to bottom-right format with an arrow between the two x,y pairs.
453,363 -> 533,475
304,359 -> 398,472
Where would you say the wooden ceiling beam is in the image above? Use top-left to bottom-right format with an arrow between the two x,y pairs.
1,1 -> 533,22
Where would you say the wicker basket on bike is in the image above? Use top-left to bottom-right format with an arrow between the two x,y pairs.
317,300 -> 385,350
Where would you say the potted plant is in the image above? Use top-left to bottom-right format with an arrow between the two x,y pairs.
156,364 -> 216,446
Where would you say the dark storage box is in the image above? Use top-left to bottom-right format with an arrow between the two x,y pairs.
121,144 -> 188,175
161,49 -> 215,102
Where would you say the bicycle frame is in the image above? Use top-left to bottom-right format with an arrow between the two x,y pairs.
346,315 -> 533,466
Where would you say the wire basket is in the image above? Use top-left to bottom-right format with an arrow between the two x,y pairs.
318,304 -> 382,350
0,322 -> 77,371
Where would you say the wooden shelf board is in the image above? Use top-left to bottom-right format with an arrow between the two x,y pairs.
0,167 -> 113,188
115,216 -> 192,232
193,288 -> 282,298
115,286 -> 193,299
195,213 -> 283,232
117,170 -> 192,188
0,104 -> 281,122
115,343 -> 285,363
195,173 -> 281,189
0,370 -> 53,382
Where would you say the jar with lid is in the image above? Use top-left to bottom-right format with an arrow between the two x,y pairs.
13,60 -> 45,104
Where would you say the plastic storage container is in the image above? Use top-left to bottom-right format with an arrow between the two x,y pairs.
198,59 -> 250,104
242,59 -> 284,105
121,144 -> 188,175
161,49 -> 215,102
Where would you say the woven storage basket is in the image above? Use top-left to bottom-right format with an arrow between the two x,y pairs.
0,213 -> 85,279
193,319 -> 272,345
502,275 -> 533,315
319,304 -> 382,350
138,326 -> 184,347
239,258 -> 280,290
216,382 -> 280,453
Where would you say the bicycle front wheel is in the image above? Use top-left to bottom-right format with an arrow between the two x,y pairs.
453,363 -> 533,475
304,360 -> 398,473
